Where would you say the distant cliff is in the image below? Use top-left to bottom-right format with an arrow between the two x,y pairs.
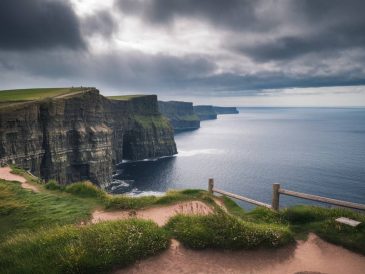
193,105 -> 217,120
213,106 -> 239,114
0,89 -> 177,187
158,101 -> 200,131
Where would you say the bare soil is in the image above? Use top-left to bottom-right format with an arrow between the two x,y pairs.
117,233 -> 365,274
92,200 -> 212,226
0,166 -> 39,192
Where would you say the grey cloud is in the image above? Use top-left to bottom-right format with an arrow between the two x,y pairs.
0,50 -> 217,91
82,10 -> 118,38
116,0 -> 259,30
229,0 -> 365,62
0,0 -> 85,50
1,49 -> 364,95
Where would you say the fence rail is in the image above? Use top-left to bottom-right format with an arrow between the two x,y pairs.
208,178 -> 365,211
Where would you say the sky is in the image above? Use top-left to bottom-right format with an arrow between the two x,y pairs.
0,0 -> 365,106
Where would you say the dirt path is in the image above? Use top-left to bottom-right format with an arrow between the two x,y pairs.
92,201 -> 212,226
116,233 -> 365,274
0,166 -> 39,192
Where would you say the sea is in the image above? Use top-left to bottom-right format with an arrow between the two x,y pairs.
112,108 -> 365,209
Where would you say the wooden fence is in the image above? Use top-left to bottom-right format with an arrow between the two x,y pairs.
208,178 -> 365,211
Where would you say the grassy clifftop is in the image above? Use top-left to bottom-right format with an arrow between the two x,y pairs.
1,168 -> 364,273
0,87 -> 88,102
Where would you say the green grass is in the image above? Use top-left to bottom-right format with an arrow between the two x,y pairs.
218,195 -> 365,254
0,179 -> 100,241
0,219 -> 169,274
1,166 -> 364,273
134,114 -> 171,129
108,95 -> 147,101
0,88 -> 85,103
104,189 -> 215,210
165,213 -> 293,249
281,205 -> 365,254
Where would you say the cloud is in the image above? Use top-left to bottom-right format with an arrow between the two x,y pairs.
82,10 -> 118,38
1,0 -> 365,101
116,0 -> 259,30
0,0 -> 85,50
228,0 -> 365,62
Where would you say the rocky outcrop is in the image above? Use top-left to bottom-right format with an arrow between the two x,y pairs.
158,101 -> 200,132
193,105 -> 217,120
0,89 -> 177,187
213,106 -> 239,114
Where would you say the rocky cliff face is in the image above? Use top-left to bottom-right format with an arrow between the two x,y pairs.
213,106 -> 239,114
193,105 -> 217,120
0,89 -> 177,187
158,101 -> 200,131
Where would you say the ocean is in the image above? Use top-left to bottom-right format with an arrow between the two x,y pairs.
113,108 -> 365,209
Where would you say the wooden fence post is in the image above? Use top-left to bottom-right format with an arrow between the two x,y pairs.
208,178 -> 214,194
272,183 -> 280,211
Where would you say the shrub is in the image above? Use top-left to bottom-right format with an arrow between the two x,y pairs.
165,213 -> 293,249
0,220 -> 169,274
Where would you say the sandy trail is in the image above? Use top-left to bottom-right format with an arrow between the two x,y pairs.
92,200 -> 212,226
117,233 -> 365,274
0,166 -> 39,192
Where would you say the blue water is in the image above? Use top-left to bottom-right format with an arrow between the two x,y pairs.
114,108 -> 365,209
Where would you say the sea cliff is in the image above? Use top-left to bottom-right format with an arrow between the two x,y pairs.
193,105 -> 217,120
213,106 -> 239,114
158,101 -> 200,131
0,88 -> 177,187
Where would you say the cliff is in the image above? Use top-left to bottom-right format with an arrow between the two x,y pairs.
193,105 -> 217,120
0,89 -> 177,187
158,101 -> 200,131
213,106 -> 239,114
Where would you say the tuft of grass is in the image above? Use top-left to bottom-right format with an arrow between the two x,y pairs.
165,213 -> 293,250
65,181 -> 107,200
280,205 -> 365,254
221,196 -> 246,219
104,189 -> 214,210
0,219 -> 169,274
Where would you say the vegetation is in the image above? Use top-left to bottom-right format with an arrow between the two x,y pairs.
165,213 -> 293,249
1,166 -> 364,273
134,114 -> 171,129
223,197 -> 365,254
281,205 -> 365,254
0,220 -> 169,274
0,179 -> 98,241
108,95 -> 147,101
105,188 -> 215,210
0,87 -> 86,103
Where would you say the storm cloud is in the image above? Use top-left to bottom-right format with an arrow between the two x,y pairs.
0,0 -> 84,50
0,0 -> 365,102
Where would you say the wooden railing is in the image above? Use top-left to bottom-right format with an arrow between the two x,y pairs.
208,178 -> 365,211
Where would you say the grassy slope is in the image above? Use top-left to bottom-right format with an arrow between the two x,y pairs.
0,87 -> 85,103
0,220 -> 169,274
0,179 -> 99,242
0,168 -> 364,273
222,197 -> 365,254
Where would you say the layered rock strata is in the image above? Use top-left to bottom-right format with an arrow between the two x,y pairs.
0,89 -> 177,187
